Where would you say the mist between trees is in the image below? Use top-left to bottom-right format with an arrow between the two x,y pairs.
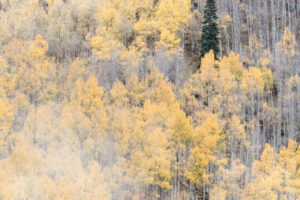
0,0 -> 300,199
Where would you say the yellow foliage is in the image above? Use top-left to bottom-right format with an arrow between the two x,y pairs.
0,94 -> 13,136
261,66 -> 274,92
211,160 -> 245,200
219,52 -> 244,81
110,80 -> 129,106
277,27 -> 297,57
156,27 -> 181,52
241,67 -> 265,95
134,19 -> 159,40
67,58 -> 87,89
254,144 -> 276,174
217,62 -> 236,95
155,0 -> 191,33
28,34 -> 48,59
71,76 -> 104,116
144,67 -> 176,105
60,104 -> 91,143
169,107 -> 193,147
0,56 -> 15,97
90,32 -> 124,60
9,143 -> 43,176
187,114 -> 224,186
249,34 -> 263,51
200,50 -> 218,84
288,75 -> 300,91
97,3 -> 120,28
260,58 -> 270,67
227,115 -> 246,142
82,75 -> 104,114
219,13 -> 232,29
245,144 -> 281,200
126,73 -> 146,106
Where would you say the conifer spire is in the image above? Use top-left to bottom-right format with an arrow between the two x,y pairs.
199,0 -> 220,60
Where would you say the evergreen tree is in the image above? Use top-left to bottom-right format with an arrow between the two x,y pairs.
199,0 -> 220,60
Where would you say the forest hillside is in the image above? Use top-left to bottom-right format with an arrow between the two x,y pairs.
0,0 -> 300,199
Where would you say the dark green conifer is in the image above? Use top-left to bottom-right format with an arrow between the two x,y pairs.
199,0 -> 220,60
